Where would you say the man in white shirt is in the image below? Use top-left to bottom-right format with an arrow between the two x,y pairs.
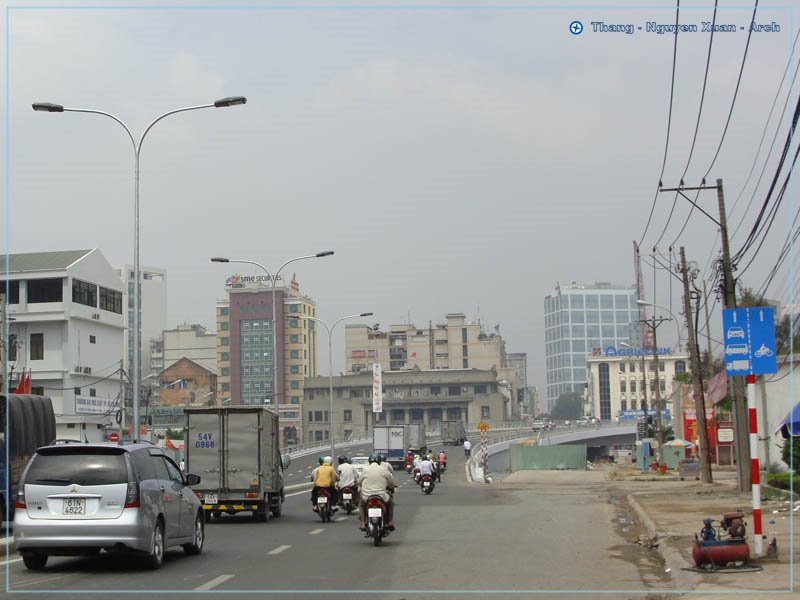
418,456 -> 435,479
463,439 -> 472,458
337,455 -> 357,488
357,455 -> 395,531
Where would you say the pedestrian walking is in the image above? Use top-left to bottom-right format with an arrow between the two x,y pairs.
463,438 -> 472,458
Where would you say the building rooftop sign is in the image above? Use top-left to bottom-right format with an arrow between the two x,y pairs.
596,346 -> 673,357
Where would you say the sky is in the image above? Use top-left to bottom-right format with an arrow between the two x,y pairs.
3,0 -> 797,397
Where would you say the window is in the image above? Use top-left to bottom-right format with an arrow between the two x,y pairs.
221,368 -> 229,377
462,358 -> 469,368
8,335 -> 17,361
222,383 -> 230,392
448,385 -> 461,396
220,337 -> 229,346
289,335 -> 299,343
290,381 -> 299,389
314,411 -> 323,422
289,304 -> 299,313
219,307 -> 229,316
289,319 -> 299,328
659,362 -> 665,372
30,333 -> 44,360
430,386 -> 441,396
290,350 -> 300,359
290,365 -> 300,374
621,400 -> 628,411
410,408 -> 424,422
99,286 -> 122,313
89,335 -> 96,344
474,384 -> 487,394
28,278 -> 63,303
308,411 -> 314,422
74,387 -> 81,395
481,406 -> 490,418
221,322 -> 229,331
660,379 -> 666,392
343,410 -> 352,422
6,280 -> 19,304
619,362 -> 625,373
462,328 -> 468,343
221,352 -> 229,361
620,381 -> 627,393
89,388 -> 96,397
72,279 -> 97,308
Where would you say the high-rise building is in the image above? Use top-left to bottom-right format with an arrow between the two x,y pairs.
113,264 -> 166,383
506,352 -> 529,412
544,282 -> 639,412
345,313 -> 507,373
215,275 -> 317,446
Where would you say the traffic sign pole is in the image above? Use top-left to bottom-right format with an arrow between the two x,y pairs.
747,374 -> 763,556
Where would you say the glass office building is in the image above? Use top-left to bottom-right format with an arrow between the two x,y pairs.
544,282 -> 640,411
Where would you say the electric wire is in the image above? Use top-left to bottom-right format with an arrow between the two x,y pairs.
668,0 -> 760,250
638,0 -> 682,247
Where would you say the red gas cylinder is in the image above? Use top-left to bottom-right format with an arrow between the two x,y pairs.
692,540 -> 750,567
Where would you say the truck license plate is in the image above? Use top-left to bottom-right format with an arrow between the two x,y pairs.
368,507 -> 382,518
204,494 -> 218,504
62,498 -> 85,515
317,496 -> 328,505
342,493 -> 352,500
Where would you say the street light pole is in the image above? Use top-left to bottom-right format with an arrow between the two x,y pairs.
299,313 -> 373,459
210,252 -> 332,432
35,96 -> 247,443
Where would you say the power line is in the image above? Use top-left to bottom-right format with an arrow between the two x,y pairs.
638,0 -> 682,247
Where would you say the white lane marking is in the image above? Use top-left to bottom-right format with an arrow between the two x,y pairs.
195,574 -> 235,591
0,557 -> 22,566
11,573 -> 74,588
268,544 -> 291,555
286,490 -> 309,498
309,528 -> 324,535
334,516 -> 347,522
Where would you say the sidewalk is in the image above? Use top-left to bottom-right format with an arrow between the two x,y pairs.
610,464 -> 797,596
493,465 -> 797,596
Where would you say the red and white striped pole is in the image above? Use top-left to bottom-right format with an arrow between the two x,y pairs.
747,374 -> 763,556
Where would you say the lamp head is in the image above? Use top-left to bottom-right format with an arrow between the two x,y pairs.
214,96 -> 247,108
636,300 -> 650,306
32,103 -> 64,112
210,257 -> 230,263
360,312 -> 373,317
316,251 -> 334,257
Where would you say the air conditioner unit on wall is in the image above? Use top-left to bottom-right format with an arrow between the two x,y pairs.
82,366 -> 92,374
74,366 -> 82,373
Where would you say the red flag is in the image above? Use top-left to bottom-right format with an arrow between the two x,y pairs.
13,372 -> 25,393
24,369 -> 31,394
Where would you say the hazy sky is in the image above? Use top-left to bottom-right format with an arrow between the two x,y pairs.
3,1 -> 796,394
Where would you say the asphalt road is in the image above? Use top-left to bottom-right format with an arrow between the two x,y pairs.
2,439 -> 673,600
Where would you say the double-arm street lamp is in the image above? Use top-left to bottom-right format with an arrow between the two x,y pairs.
34,96 -> 247,442
210,252 -> 333,416
298,313 -> 373,459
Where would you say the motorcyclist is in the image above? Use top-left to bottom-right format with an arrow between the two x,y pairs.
311,455 -> 338,511
336,455 -> 358,505
379,453 -> 394,473
438,449 -> 447,468
357,454 -> 395,531
404,450 -> 414,472
418,454 -> 436,484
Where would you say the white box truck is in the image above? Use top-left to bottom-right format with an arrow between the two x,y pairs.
184,406 -> 290,523
406,423 -> 427,453
373,425 -> 409,469
440,420 -> 467,445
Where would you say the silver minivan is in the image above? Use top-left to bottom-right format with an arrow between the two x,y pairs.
14,442 -> 204,570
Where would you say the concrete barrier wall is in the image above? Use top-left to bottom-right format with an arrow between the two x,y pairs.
509,443 -> 587,471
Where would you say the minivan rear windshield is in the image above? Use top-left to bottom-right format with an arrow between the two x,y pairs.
25,451 -> 128,486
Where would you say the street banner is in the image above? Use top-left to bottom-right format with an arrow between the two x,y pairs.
372,363 -> 383,413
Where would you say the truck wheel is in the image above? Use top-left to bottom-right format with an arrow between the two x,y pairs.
270,494 -> 282,518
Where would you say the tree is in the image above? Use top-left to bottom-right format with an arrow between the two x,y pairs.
738,287 -> 799,353
781,436 -> 800,475
550,392 -> 583,420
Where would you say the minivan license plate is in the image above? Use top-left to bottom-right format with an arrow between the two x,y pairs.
62,498 -> 85,515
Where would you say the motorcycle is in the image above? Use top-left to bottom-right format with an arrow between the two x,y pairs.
339,485 -> 358,515
364,495 -> 392,546
420,473 -> 435,494
437,460 -> 447,474
315,487 -> 335,522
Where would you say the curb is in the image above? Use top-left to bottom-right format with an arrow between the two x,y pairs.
627,492 -> 701,591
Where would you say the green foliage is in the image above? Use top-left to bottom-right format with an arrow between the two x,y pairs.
165,427 -> 183,440
781,436 -> 800,475
766,471 -> 800,493
674,372 -> 692,383
551,392 -> 583,420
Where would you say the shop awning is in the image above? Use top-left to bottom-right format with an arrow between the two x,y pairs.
777,401 -> 800,438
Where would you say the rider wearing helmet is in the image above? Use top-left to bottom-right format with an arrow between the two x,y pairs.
311,455 -> 338,511
378,453 -> 394,474
357,454 -> 395,531
336,454 -> 358,503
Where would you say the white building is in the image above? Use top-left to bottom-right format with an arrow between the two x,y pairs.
4,249 -> 126,441
586,344 -> 689,422
113,263 -> 166,383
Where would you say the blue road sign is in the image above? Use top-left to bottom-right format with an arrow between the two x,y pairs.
722,307 -> 777,376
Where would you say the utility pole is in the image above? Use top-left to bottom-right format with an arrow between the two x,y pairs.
119,359 -> 125,435
702,280 -> 713,360
638,316 -> 670,466
716,178 -> 750,492
680,247 -> 712,483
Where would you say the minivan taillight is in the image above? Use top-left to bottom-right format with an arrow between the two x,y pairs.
124,481 -> 140,508
15,487 -> 26,509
